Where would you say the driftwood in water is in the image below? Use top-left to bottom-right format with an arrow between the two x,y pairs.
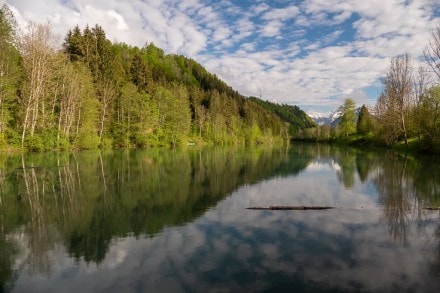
422,207 -> 440,210
247,206 -> 334,210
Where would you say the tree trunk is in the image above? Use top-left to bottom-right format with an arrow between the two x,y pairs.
99,102 -> 106,142
21,107 -> 31,147
401,113 -> 408,151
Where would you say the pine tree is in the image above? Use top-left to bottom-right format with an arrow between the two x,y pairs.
356,105 -> 372,135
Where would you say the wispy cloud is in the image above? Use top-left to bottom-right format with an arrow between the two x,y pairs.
261,5 -> 300,21
5,0 -> 440,112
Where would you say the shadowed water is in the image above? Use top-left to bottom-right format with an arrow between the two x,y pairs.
1,144 -> 440,292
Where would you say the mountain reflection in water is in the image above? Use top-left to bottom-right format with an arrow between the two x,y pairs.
1,144 -> 440,292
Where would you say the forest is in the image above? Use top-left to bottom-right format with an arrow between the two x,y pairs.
297,25 -> 440,153
4,2 -> 440,154
0,5 -> 297,152
247,97 -> 316,135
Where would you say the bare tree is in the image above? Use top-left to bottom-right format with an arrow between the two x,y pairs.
424,25 -> 440,81
413,65 -> 431,106
97,79 -> 117,142
19,22 -> 55,147
413,65 -> 432,139
54,57 -> 84,142
380,54 -> 414,150
375,92 -> 401,145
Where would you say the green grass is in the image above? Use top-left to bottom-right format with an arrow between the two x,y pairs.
391,138 -> 421,152
333,133 -> 381,148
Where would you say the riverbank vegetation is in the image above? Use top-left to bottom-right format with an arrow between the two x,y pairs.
296,25 -> 440,154
0,5 -> 293,152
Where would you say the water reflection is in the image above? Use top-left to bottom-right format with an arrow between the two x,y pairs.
0,145 -> 440,292
0,147 -> 300,269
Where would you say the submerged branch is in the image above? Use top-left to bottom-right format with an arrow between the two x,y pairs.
15,165 -> 66,170
247,206 -> 334,210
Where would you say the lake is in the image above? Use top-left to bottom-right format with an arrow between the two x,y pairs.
1,144 -> 440,292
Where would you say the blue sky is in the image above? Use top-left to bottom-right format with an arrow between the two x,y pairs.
4,0 -> 440,113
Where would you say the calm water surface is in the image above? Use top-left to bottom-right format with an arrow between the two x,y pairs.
1,144 -> 440,292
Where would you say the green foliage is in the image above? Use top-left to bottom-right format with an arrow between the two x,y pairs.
248,97 -> 316,134
0,5 -> 21,136
0,132 -> 7,149
339,98 -> 357,137
58,26 -> 290,148
5,7 -> 440,154
130,52 -> 151,91
154,85 -> 191,147
416,86 -> 440,152
356,105 -> 373,135
24,130 -> 70,151
0,12 -> 296,152
24,135 -> 44,152
77,133 -> 100,149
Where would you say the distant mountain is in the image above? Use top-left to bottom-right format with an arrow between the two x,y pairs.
306,108 -> 361,126
248,97 -> 316,133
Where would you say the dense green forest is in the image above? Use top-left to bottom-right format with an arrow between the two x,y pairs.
248,97 -> 316,135
297,25 -> 440,153
0,5 -> 298,152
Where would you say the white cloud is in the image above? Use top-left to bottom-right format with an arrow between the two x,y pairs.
261,5 -> 300,21
249,2 -> 271,16
106,10 -> 128,31
260,20 -> 284,37
322,30 -> 343,44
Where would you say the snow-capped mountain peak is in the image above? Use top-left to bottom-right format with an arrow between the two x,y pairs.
304,107 -> 359,126
305,109 -> 340,126
305,110 -> 327,119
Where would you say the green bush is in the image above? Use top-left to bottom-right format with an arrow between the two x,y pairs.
77,133 -> 100,150
0,133 -> 7,149
40,130 -> 58,150
5,129 -> 21,147
57,136 -> 70,150
25,135 -> 44,152
100,137 -> 113,149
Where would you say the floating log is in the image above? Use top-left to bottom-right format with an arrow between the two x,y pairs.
247,206 -> 334,210
422,207 -> 440,210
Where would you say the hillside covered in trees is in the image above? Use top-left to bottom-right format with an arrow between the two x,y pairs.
248,97 -> 316,135
0,5 -> 305,152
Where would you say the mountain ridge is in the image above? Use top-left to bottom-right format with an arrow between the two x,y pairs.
248,97 -> 317,133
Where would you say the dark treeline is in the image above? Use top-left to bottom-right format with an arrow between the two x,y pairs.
0,5 -> 290,151
297,25 -> 440,153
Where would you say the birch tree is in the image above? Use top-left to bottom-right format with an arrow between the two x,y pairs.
19,22 -> 55,147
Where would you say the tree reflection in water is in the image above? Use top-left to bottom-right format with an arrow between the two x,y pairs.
0,147 -> 297,278
1,145 -> 440,292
